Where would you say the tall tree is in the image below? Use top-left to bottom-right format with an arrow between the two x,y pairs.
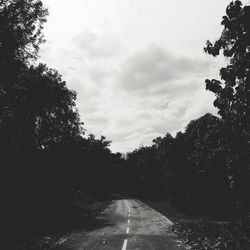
204,0 -> 250,127
204,0 -> 250,205
0,0 -> 87,227
0,0 -> 49,171
0,0 -> 48,83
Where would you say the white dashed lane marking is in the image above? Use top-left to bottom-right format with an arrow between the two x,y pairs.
121,239 -> 128,250
122,200 -> 131,250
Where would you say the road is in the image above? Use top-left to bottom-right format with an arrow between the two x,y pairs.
52,199 -> 185,250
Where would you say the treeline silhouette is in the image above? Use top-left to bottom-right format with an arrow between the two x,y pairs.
122,0 -> 250,218
0,0 -> 124,237
123,113 -> 240,216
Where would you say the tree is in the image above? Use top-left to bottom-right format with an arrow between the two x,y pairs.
204,0 -> 250,205
0,0 -> 48,83
183,114 -> 231,214
204,1 -> 250,128
152,134 -> 176,199
0,0 -> 49,179
0,0 -> 47,60
0,0 -> 88,227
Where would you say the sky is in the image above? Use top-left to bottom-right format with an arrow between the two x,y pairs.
39,0 -> 249,153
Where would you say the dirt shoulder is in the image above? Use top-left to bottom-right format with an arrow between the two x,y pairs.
143,200 -> 250,250
1,195 -> 111,250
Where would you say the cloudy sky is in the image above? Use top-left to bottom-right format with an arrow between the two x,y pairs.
40,0 -> 249,153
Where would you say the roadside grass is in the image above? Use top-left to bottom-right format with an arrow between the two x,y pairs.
144,200 -> 250,250
171,221 -> 250,250
1,193 -> 111,250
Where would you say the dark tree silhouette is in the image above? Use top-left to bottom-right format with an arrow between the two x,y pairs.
204,0 -> 250,207
0,0 -> 87,232
204,0 -> 250,127
0,0 -> 48,83
122,114 -> 234,215
0,63 -> 84,229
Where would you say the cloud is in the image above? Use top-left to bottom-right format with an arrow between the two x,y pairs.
41,42 -> 216,154
117,45 -> 211,96
40,0 -> 230,153
87,116 -> 110,127
73,30 -> 121,59
87,67 -> 110,82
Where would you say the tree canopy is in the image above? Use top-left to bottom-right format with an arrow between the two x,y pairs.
0,0 -> 121,230
204,0 -> 250,129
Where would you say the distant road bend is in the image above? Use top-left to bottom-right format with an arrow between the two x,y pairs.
52,199 -> 185,250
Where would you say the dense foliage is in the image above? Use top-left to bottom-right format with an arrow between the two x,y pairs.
204,0 -> 250,210
124,114 -> 232,215
0,0 -> 123,234
123,0 -> 250,218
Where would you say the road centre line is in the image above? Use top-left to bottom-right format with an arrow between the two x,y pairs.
125,200 -> 130,211
121,239 -> 128,250
126,227 -> 129,234
128,219 -> 130,224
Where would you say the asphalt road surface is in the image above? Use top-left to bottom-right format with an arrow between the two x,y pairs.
52,199 -> 185,250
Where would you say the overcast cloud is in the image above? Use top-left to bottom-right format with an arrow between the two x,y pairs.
40,0 -> 249,153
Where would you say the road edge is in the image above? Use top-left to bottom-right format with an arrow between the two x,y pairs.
135,199 -> 174,226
